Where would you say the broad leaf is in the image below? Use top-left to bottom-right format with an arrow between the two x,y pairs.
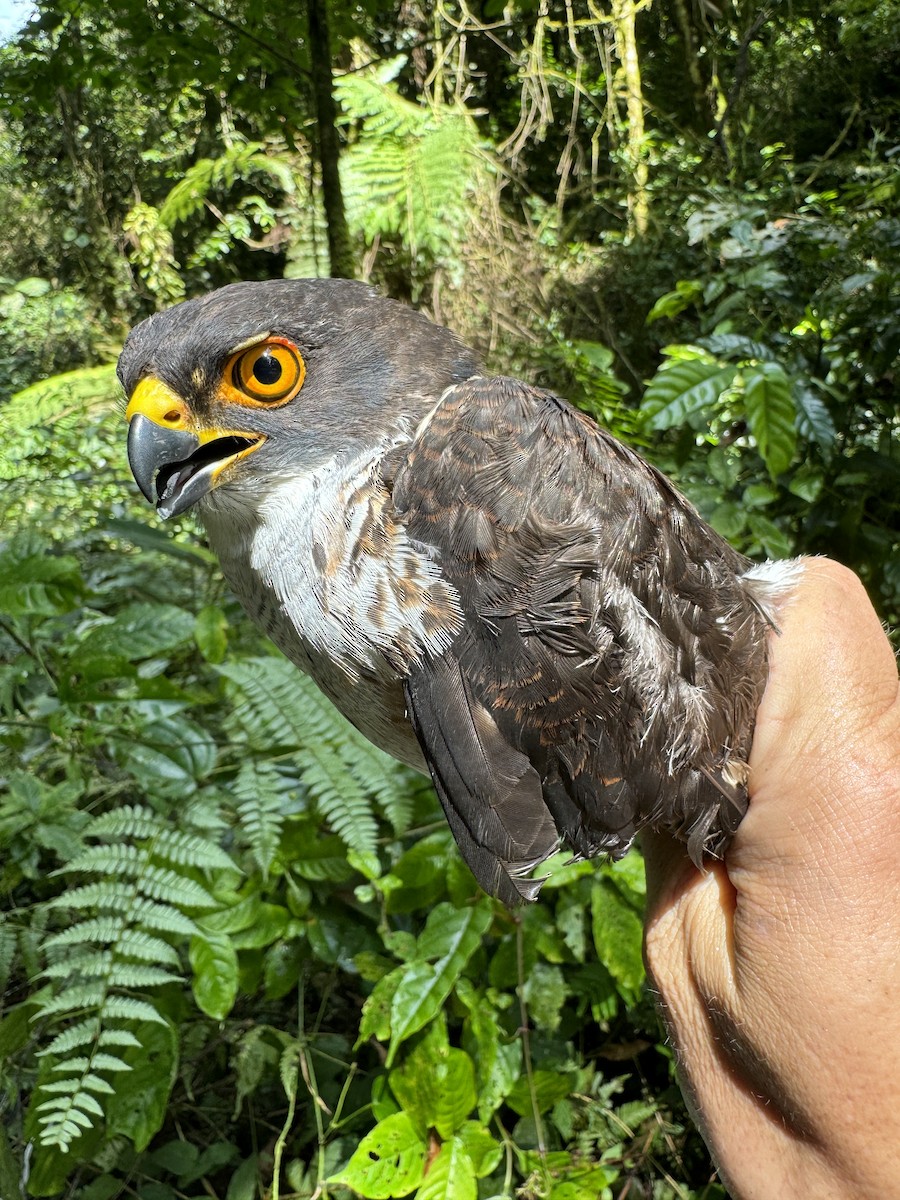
743,363 -> 797,478
190,931 -> 239,1019
415,1138 -> 477,1200
105,1020 -> 179,1150
794,383 -> 837,451
386,903 -> 493,1062
390,1045 -> 477,1138
591,878 -> 644,1001
641,361 -> 737,430
747,513 -> 794,560
329,1112 -> 426,1199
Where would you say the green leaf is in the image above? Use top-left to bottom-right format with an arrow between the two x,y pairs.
329,1112 -> 427,1199
591,879 -> 644,1002
226,1156 -> 260,1200
195,605 -> 228,663
522,963 -> 568,1033
358,970 -> 402,1045
230,904 -> 290,950
645,279 -> 703,324
416,900 -> 493,962
548,1166 -> 618,1198
455,1122 -> 502,1177
788,467 -> 824,502
390,1045 -> 477,1137
0,1002 -> 37,1059
506,1070 -> 574,1117
794,383 -> 837,451
743,363 -> 797,478
747,514 -> 794,560
458,987 -> 520,1121
742,483 -> 779,509
386,834 -> 451,914
79,603 -> 196,661
387,904 -> 493,1063
708,501 -> 746,539
190,930 -> 239,1019
104,517 -> 218,564
15,275 -> 52,297
641,361 -> 737,430
415,1137 -> 477,1200
698,332 -> 776,362
0,1127 -> 22,1200
105,1020 -> 178,1151
387,963 -> 439,1060
121,716 -> 217,787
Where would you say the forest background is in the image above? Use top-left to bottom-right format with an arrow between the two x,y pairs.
0,1 -> 897,1198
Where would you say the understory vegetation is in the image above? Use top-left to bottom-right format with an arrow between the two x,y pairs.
0,2 -> 897,1198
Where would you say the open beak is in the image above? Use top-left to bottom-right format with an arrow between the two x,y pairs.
125,378 -> 264,519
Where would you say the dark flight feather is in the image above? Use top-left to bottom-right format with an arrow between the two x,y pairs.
391,375 -> 770,899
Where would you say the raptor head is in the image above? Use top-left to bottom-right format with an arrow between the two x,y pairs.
119,278 -> 480,518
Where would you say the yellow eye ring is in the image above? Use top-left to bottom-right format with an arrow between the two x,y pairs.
226,338 -> 306,405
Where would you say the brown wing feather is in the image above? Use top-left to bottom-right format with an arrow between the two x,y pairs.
390,376 -> 769,899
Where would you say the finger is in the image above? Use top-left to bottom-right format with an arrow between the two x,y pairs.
736,557 -> 900,882
645,560 -> 900,1193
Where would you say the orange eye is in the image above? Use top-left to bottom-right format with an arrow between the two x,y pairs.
228,339 -> 305,405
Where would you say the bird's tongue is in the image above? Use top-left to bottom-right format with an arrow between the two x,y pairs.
155,436 -> 256,519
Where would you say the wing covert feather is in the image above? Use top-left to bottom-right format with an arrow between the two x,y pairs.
392,376 -> 770,899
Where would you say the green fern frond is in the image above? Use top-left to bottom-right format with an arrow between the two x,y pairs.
61,843 -> 146,876
37,1018 -> 101,1058
150,829 -> 236,871
138,865 -> 216,908
98,996 -> 168,1025
38,1022 -> 141,1059
89,807 -> 234,870
0,366 -> 119,478
43,950 -> 116,979
51,1054 -> 130,1074
107,962 -> 182,989
34,805 -> 236,1150
122,203 -> 185,307
232,759 -> 287,878
46,882 -> 138,911
296,743 -> 378,856
219,657 -> 342,749
335,66 -> 486,267
37,984 -> 108,1017
43,918 -> 126,950
338,734 -> 415,835
40,1074 -> 114,1096
87,805 -> 164,839
159,142 -> 297,228
128,898 -> 200,937
221,655 -> 422,860
113,930 -> 183,963
43,952 -> 183,991
278,826 -> 355,882
96,1028 -> 142,1048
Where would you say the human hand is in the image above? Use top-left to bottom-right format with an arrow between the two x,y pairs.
643,559 -> 900,1199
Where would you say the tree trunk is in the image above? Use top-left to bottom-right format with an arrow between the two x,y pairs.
307,0 -> 355,278
609,0 -> 649,238
671,0 -> 709,123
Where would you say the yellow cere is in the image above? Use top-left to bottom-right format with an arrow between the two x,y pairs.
125,377 -> 189,428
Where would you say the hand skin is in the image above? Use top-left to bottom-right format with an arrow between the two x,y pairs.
643,559 -> 900,1199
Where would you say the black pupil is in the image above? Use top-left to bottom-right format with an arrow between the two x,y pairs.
253,352 -> 283,385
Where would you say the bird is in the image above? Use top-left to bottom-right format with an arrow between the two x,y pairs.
119,278 -> 795,905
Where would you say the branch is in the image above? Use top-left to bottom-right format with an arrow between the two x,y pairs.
184,0 -> 309,78
801,100 -> 862,189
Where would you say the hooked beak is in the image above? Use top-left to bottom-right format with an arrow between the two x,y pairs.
125,379 -> 264,519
